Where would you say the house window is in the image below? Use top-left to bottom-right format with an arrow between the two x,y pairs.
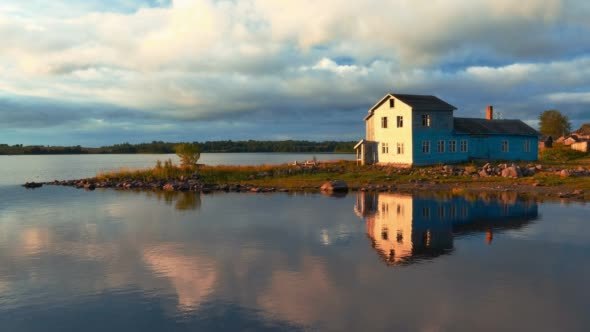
437,140 -> 445,153
422,141 -> 431,154
502,140 -> 509,152
396,116 -> 403,128
460,140 -> 468,152
382,143 -> 389,154
438,206 -> 445,218
389,99 -> 395,108
449,140 -> 457,153
422,114 -> 431,127
397,143 -> 404,155
381,117 -> 388,128
524,140 -> 531,153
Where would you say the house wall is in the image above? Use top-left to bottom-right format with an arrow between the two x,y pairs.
411,110 -> 469,166
478,135 -> 538,161
369,96 -> 414,165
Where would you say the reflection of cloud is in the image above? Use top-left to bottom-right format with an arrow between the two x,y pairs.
258,257 -> 338,326
21,227 -> 50,255
143,244 -> 216,311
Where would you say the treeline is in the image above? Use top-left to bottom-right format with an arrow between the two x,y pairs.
0,140 -> 356,155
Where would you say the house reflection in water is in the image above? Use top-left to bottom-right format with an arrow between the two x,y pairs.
355,192 -> 538,266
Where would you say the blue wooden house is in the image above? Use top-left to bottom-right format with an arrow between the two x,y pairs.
354,93 -> 539,166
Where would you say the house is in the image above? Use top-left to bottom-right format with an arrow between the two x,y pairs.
563,135 -> 580,146
354,93 -> 539,166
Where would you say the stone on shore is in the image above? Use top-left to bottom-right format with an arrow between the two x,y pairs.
501,165 -> 522,178
320,180 -> 348,193
23,182 -> 43,189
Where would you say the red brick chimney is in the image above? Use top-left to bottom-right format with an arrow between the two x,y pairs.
486,105 -> 494,120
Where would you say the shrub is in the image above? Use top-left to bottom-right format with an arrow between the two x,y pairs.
175,143 -> 201,169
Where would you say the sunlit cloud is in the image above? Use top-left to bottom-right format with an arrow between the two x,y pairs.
1,0 -> 589,144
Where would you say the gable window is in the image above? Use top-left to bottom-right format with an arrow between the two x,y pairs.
460,140 -> 468,152
449,140 -> 457,153
501,140 -> 509,152
381,142 -> 389,154
397,143 -> 404,155
422,141 -> 431,154
396,116 -> 403,128
389,99 -> 395,108
524,140 -> 531,153
422,114 -> 431,127
437,140 -> 445,153
381,117 -> 388,128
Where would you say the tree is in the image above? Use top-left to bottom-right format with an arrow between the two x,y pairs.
539,110 -> 571,138
175,143 -> 201,169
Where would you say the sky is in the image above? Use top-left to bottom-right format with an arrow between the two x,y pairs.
1,0 -> 590,146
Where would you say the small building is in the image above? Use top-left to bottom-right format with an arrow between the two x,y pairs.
355,93 -> 539,166
563,135 -> 580,146
571,141 -> 589,153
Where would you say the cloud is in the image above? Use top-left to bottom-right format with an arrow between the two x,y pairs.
0,0 -> 589,144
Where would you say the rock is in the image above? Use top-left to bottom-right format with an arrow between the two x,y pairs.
572,189 -> 584,196
478,170 -> 490,177
23,182 -> 43,189
163,183 -> 175,191
559,169 -> 571,178
83,183 -> 96,190
501,166 -> 521,178
320,180 -> 348,193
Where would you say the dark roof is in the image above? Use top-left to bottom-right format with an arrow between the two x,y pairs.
454,117 -> 539,136
366,93 -> 456,120
391,94 -> 457,111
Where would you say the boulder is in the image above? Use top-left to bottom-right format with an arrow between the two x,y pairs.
23,182 -> 43,189
501,165 -> 522,178
320,180 -> 349,193
163,183 -> 175,191
83,183 -> 96,190
559,169 -> 571,178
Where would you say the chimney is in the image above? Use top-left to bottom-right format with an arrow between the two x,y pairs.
486,105 -> 494,120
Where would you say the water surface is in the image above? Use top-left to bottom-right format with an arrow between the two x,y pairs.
0,156 -> 589,331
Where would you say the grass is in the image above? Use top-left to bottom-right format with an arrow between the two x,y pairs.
93,157 -> 590,198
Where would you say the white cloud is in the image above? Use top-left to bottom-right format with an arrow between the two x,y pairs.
0,0 -> 589,143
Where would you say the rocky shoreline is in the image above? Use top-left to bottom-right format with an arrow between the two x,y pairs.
22,162 -> 590,200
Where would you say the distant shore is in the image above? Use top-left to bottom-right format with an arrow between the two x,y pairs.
25,160 -> 590,201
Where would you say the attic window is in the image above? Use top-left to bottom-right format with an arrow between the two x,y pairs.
389,99 -> 395,108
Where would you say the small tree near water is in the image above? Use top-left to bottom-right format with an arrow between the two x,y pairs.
175,143 -> 201,169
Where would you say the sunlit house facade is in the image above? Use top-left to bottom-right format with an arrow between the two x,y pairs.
354,93 -> 539,166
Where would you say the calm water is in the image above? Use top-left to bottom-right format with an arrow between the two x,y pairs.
0,153 -> 354,186
1,156 -> 589,331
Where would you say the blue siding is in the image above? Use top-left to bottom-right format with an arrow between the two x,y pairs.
411,134 -> 537,165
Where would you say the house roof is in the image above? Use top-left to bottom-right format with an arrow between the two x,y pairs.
454,118 -> 539,136
391,94 -> 457,111
365,93 -> 456,120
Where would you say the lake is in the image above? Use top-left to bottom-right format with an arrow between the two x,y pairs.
0,155 -> 589,331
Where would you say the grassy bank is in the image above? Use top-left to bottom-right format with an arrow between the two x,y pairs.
92,156 -> 590,200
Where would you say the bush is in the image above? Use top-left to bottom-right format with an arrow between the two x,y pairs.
540,146 -> 587,162
175,143 -> 201,169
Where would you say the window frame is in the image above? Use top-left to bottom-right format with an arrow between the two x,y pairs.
437,140 -> 445,153
501,140 -> 509,153
381,116 -> 388,129
389,99 -> 395,108
397,142 -> 404,155
460,140 -> 468,152
422,140 -> 431,154
422,114 -> 431,127
381,142 -> 389,154
396,115 -> 403,128
449,140 -> 457,153
524,140 -> 531,153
